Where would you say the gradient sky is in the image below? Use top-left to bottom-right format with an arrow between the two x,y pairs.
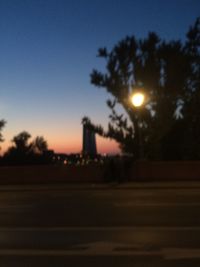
0,0 -> 199,154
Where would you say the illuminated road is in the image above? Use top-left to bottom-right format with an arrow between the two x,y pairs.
0,182 -> 200,266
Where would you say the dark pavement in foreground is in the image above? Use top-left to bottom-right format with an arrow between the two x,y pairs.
0,182 -> 200,266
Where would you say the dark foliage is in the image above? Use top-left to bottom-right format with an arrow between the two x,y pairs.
0,120 -> 6,144
84,18 -> 200,160
2,131 -> 52,165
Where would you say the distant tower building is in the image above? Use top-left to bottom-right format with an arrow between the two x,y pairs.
82,123 -> 97,156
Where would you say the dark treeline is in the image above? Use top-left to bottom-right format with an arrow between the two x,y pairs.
83,17 -> 200,161
0,130 -> 53,166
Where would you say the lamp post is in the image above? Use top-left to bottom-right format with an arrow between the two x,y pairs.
130,91 -> 145,160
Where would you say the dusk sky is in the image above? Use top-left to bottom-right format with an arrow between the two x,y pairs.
0,0 -> 199,155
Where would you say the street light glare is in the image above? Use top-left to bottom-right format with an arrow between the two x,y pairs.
131,92 -> 145,107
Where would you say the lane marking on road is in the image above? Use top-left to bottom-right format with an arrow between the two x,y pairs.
114,202 -> 200,207
163,248 -> 200,259
1,185 -> 200,192
0,247 -> 200,259
0,248 -> 161,256
0,205 -> 33,209
0,226 -> 200,232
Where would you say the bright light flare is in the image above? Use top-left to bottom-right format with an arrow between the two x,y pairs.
131,92 -> 145,107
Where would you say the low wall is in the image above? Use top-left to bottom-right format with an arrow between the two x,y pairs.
0,165 -> 104,184
0,161 -> 200,184
131,161 -> 200,181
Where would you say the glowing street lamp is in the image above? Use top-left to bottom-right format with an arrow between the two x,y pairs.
130,91 -> 145,159
131,92 -> 145,107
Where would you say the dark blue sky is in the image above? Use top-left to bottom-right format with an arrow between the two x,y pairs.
0,0 -> 199,154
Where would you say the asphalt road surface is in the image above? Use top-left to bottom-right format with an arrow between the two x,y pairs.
0,182 -> 200,266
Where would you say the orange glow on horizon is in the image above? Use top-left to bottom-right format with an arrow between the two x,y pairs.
50,136 -> 120,155
1,133 -> 120,155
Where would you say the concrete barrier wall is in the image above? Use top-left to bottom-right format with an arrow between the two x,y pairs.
130,161 -> 200,181
0,161 -> 200,184
0,165 -> 104,184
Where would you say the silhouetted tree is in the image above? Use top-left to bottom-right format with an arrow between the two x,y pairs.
3,131 -> 49,165
4,131 -> 32,164
0,120 -> 6,164
181,18 -> 200,159
31,136 -> 48,154
83,17 -> 200,160
163,18 -> 200,160
0,119 -> 6,144
12,131 -> 32,153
